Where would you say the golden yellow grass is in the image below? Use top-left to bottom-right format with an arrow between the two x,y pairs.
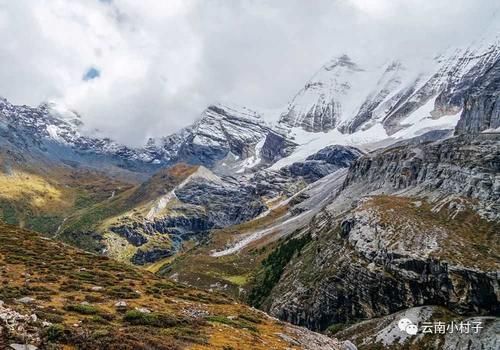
0,221 -> 317,349
0,170 -> 71,211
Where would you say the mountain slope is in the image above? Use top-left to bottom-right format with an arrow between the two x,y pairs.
0,148 -> 135,236
247,133 -> 499,348
0,99 -> 165,178
58,163 -> 267,264
0,221 -> 354,350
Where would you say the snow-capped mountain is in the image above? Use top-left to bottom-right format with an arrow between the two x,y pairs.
0,98 -> 165,171
269,29 -> 499,168
1,25 -> 498,176
156,103 -> 272,170
0,98 -> 271,175
280,31 -> 499,136
279,54 -> 371,133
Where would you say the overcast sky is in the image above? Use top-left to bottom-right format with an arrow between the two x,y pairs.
0,0 -> 498,146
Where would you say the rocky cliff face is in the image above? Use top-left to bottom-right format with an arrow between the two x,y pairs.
259,130 -> 297,163
455,58 -> 500,134
253,134 -> 499,337
342,135 -> 500,218
268,231 -> 498,331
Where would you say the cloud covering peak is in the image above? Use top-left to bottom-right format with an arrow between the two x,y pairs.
0,0 -> 498,146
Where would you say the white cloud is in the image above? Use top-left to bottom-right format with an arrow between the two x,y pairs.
0,0 -> 498,146
347,0 -> 395,18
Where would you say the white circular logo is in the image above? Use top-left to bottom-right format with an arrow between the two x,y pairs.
406,324 -> 418,335
398,318 -> 418,335
398,318 -> 413,331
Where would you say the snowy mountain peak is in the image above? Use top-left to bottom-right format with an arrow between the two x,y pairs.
206,103 -> 263,122
41,101 -> 82,125
323,54 -> 362,72
1,26 -> 498,177
180,103 -> 270,164
0,98 -> 78,142
190,103 -> 267,145
278,29 -> 499,139
278,54 -> 396,133
267,33 -> 500,169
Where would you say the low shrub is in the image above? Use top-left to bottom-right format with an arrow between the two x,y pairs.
64,303 -> 100,315
123,310 -> 182,328
107,286 -> 140,299
45,324 -> 66,342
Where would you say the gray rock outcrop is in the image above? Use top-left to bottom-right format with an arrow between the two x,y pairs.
455,59 -> 500,134
280,145 -> 363,183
